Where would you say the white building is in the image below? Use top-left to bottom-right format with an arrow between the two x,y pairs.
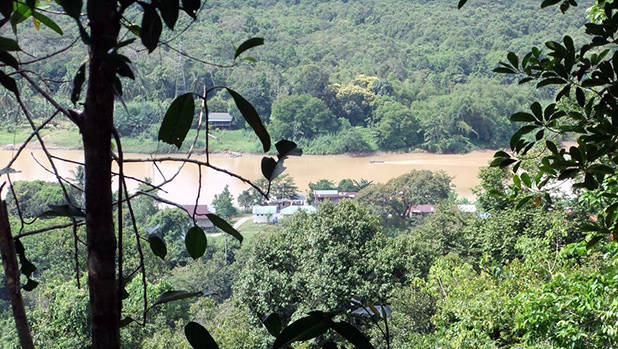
252,205 -> 278,223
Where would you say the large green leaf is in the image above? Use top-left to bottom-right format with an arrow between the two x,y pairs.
206,213 -> 243,243
39,204 -> 85,218
158,93 -> 195,148
273,312 -> 333,349
330,321 -> 375,349
275,140 -> 302,157
261,312 -> 283,337
141,4 -> 162,53
226,88 -> 270,152
71,63 -> 86,105
0,71 -> 18,96
0,0 -> 12,18
234,37 -> 263,59
55,0 -> 82,19
184,322 -> 219,349
181,0 -> 199,18
261,156 -> 286,182
0,36 -> 20,51
152,290 -> 202,306
0,52 -> 18,69
185,226 -> 207,259
159,0 -> 179,29
147,235 -> 167,260
32,11 -> 63,35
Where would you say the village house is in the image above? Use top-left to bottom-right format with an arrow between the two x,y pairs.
252,205 -> 278,223
407,204 -> 436,217
207,112 -> 233,129
313,190 -> 357,205
182,204 -> 214,229
268,194 -> 307,210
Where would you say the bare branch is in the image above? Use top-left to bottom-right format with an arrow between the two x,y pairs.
15,221 -> 86,239
14,94 -> 81,288
124,157 -> 268,198
3,110 -> 60,171
20,38 -> 79,65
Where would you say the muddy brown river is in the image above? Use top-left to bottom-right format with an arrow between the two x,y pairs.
0,149 -> 495,205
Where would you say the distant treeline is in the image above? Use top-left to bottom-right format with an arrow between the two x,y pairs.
2,0 -> 585,153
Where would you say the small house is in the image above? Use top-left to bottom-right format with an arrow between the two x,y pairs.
268,194 -> 307,210
252,205 -> 278,223
182,204 -> 214,229
313,190 -> 357,205
207,112 -> 233,129
407,204 -> 436,216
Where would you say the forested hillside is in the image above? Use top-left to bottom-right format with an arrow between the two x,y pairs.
1,0 -> 586,153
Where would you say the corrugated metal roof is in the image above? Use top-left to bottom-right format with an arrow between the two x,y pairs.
409,204 -> 435,213
208,112 -> 233,122
182,204 -> 211,217
252,205 -> 278,214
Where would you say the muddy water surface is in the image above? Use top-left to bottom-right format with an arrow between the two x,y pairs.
0,149 -> 495,205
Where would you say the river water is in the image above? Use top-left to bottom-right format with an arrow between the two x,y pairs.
0,149 -> 495,205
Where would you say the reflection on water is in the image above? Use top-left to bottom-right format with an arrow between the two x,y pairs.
0,149 -> 495,205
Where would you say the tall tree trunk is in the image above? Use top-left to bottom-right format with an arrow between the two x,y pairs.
0,200 -> 34,349
83,1 -> 121,347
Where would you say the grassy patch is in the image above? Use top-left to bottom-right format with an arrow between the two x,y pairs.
236,219 -> 279,235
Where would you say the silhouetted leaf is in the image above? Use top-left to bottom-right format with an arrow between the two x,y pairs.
0,0 -> 12,18
457,0 -> 468,9
22,278 -> 38,291
147,235 -> 167,259
575,87 -> 585,107
181,0 -> 200,18
153,290 -> 202,306
261,156 -> 286,181
0,71 -> 18,96
0,37 -> 19,51
141,4 -> 162,53
330,321 -> 375,349
510,112 -> 537,122
234,37 -> 263,59
20,258 -> 36,276
206,213 -> 243,243
71,63 -> 86,105
261,312 -> 282,337
0,166 -> 19,175
273,312 -> 333,349
185,226 -> 207,259
275,140 -> 302,157
0,52 -> 18,69
159,0 -> 179,29
39,204 -> 85,218
226,88 -> 270,152
120,317 -> 134,327
158,93 -> 195,148
184,322 -> 219,349
541,0 -> 561,8
56,0 -> 82,19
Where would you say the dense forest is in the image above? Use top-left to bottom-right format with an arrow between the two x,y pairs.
2,0 -> 618,347
1,0 -> 585,153
1,168 -> 616,348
